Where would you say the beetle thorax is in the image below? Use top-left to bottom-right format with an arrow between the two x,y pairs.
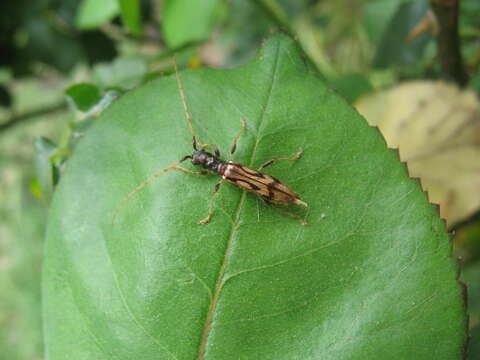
191,149 -> 223,173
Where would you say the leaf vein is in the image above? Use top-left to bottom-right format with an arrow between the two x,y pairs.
196,40 -> 282,360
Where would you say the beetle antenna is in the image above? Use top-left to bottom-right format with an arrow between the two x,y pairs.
173,56 -> 217,152
173,56 -> 199,150
111,155 -> 191,225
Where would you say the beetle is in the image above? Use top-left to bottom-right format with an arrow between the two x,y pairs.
111,58 -> 308,226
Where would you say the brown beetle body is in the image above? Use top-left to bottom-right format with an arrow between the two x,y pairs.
222,162 -> 306,206
191,149 -> 307,207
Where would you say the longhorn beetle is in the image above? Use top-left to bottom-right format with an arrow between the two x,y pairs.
111,58 -> 308,226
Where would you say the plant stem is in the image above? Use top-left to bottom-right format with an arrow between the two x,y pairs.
430,0 -> 468,86
0,102 -> 66,133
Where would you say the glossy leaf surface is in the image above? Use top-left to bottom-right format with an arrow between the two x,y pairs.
43,35 -> 465,359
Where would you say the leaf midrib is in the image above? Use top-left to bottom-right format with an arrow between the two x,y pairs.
196,42 -> 282,360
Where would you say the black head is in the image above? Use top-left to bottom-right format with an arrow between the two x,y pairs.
191,149 -> 212,166
191,149 -> 223,173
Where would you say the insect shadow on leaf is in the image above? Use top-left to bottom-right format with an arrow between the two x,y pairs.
111,57 -> 309,226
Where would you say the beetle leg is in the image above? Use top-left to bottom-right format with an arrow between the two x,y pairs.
258,149 -> 303,171
198,179 -> 223,224
229,117 -> 247,158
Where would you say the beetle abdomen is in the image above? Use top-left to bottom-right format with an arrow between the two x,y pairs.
222,162 -> 307,206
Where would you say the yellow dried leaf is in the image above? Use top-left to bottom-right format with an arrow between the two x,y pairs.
356,81 -> 480,226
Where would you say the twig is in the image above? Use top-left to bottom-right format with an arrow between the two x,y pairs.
430,0 -> 468,86
0,102 -> 66,132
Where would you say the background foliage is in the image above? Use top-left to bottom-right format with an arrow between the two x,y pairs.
0,0 -> 478,359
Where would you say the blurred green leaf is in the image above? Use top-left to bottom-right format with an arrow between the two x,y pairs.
33,137 -> 58,199
65,83 -> 101,112
460,0 -> 480,30
93,57 -> 147,90
0,68 -> 13,84
471,73 -> 480,94
329,73 -> 374,103
362,0 -> 404,44
44,35 -> 465,359
455,221 -> 480,264
162,0 -> 222,48
29,176 -> 43,200
54,0 -> 82,28
25,18 -> 85,73
469,323 -> 480,360
208,0 -> 274,67
373,0 -> 431,68
119,0 -> 142,36
462,261 -> 480,358
76,0 -> 120,29
463,262 -> 480,319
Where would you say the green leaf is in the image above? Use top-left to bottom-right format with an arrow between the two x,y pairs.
75,0 -> 119,30
162,0 -> 222,48
33,137 -> 58,199
93,57 -> 147,90
65,83 -> 101,112
43,35 -> 466,359
328,73 -> 374,103
118,0 -> 142,36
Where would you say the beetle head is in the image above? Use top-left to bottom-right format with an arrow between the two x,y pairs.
191,149 -> 210,166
